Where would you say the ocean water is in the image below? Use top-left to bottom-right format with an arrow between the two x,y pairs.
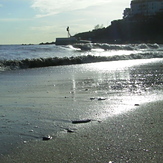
0,43 -> 163,71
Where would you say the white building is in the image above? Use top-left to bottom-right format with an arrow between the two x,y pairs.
124,0 -> 163,18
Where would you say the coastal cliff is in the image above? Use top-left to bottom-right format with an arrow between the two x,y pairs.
74,13 -> 163,44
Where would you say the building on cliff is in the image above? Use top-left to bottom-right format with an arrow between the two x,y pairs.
124,0 -> 163,19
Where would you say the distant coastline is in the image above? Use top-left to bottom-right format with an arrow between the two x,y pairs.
74,12 -> 163,44
74,0 -> 163,44
40,0 -> 163,45
40,13 -> 163,45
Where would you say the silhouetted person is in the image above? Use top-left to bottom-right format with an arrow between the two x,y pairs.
66,26 -> 71,37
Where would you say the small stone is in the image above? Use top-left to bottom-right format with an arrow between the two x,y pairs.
98,97 -> 106,101
23,141 -> 27,144
66,129 -> 75,133
43,135 -> 52,141
90,97 -> 95,100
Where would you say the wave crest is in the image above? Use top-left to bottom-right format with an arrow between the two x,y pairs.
1,51 -> 163,71
72,43 -> 161,51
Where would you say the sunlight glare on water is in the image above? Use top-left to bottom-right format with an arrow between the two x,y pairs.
83,58 -> 160,72
74,58 -> 163,119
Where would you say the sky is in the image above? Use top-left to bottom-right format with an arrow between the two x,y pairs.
0,0 -> 131,44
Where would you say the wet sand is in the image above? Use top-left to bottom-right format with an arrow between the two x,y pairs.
1,101 -> 163,163
0,59 -> 163,162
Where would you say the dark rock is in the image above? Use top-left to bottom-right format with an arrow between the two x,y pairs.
98,97 -> 106,101
66,129 -> 75,133
72,119 -> 91,124
42,135 -> 52,141
90,97 -> 95,100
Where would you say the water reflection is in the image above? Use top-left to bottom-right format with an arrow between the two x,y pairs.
70,59 -> 163,119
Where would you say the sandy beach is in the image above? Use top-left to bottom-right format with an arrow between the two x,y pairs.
1,101 -> 163,163
0,59 -> 163,162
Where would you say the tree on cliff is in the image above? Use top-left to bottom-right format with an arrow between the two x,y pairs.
94,24 -> 104,30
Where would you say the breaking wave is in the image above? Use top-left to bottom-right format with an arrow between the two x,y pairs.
0,43 -> 163,71
73,43 -> 161,51
1,51 -> 163,71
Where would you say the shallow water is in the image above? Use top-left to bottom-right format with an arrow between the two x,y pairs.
0,58 -> 163,155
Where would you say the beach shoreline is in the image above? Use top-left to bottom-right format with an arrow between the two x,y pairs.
0,59 -> 163,162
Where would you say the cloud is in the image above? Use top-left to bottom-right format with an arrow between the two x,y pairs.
31,0 -> 109,18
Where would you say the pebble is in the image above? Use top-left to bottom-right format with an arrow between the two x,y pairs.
66,129 -> 75,133
42,135 -> 52,141
98,97 -> 106,101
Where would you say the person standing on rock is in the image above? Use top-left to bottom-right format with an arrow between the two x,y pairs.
67,26 -> 71,37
